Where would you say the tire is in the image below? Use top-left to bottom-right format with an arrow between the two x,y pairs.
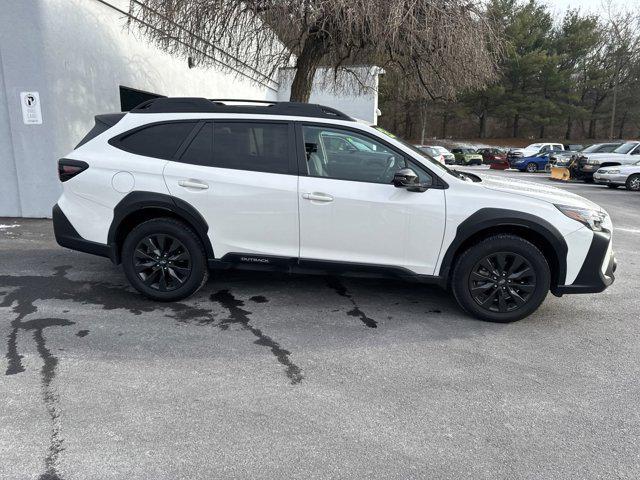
121,218 -> 209,301
626,174 -> 640,191
526,162 -> 537,173
451,235 -> 550,323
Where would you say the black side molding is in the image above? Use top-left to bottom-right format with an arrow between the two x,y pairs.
108,191 -> 214,263
438,208 -> 569,288
210,253 -> 445,285
52,204 -> 117,261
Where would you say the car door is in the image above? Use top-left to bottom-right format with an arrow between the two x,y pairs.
296,123 -> 446,276
163,120 -> 299,260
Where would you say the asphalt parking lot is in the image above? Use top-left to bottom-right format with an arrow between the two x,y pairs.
1,169 -> 639,480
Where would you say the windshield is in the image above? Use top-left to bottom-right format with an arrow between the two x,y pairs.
526,143 -> 543,149
613,142 -> 639,154
372,126 -> 462,178
418,146 -> 438,156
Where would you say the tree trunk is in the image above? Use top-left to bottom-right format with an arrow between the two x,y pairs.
404,105 -> 414,140
565,117 -> 573,140
479,110 -> 487,138
441,114 -> 448,138
289,32 -> 329,102
512,114 -> 520,138
618,110 -> 628,139
539,124 -> 545,139
588,118 -> 597,139
420,102 -> 428,144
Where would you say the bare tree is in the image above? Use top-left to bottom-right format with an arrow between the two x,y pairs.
128,0 -> 502,102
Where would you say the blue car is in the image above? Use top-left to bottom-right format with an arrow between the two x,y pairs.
512,153 -> 550,172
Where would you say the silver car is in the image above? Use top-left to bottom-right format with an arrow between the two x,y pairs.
594,160 -> 640,190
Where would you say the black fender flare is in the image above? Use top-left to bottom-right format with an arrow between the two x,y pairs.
107,191 -> 214,262
438,208 -> 568,287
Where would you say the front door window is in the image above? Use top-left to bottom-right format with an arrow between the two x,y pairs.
302,125 -> 431,185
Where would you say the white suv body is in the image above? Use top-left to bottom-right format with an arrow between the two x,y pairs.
53,98 -> 616,322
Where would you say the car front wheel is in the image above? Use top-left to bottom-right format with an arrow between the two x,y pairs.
451,235 -> 550,322
122,218 -> 209,301
626,174 -> 640,191
526,163 -> 538,173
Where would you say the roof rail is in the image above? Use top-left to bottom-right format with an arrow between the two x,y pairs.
130,97 -> 354,121
209,98 -> 278,104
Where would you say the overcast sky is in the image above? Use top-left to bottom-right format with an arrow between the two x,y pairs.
543,0 -> 628,15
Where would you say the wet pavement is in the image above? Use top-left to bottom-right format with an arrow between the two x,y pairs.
1,172 -> 640,479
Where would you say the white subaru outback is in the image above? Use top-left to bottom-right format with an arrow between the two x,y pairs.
53,98 -> 616,322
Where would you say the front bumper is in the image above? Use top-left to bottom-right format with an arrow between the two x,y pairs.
53,204 -> 117,262
552,230 -> 616,295
593,172 -> 627,185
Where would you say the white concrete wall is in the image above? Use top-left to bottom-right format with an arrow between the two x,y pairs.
277,66 -> 383,124
0,0 -> 278,217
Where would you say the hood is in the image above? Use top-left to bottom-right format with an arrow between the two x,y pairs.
599,164 -> 640,173
474,172 -> 602,211
579,152 -> 632,161
512,147 -> 539,156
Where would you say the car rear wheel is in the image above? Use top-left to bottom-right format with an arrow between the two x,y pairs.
122,218 -> 209,301
526,163 -> 538,173
451,235 -> 550,322
626,174 -> 640,191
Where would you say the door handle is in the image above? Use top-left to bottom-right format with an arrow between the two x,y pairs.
178,180 -> 209,190
302,192 -> 334,202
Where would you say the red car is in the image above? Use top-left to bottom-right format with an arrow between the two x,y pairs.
477,148 -> 509,170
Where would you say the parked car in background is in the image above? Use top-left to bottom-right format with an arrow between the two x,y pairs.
431,146 -> 456,165
512,153 -> 552,172
489,157 -> 510,170
565,144 -> 584,152
451,148 -> 483,165
551,142 -> 622,167
477,147 -> 507,165
594,160 -> 640,190
415,145 -> 445,164
508,142 -> 566,163
323,131 -> 377,153
575,141 -> 640,182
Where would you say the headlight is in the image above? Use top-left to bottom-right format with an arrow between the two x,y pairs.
603,169 -> 620,174
586,158 -> 600,165
555,204 -> 607,231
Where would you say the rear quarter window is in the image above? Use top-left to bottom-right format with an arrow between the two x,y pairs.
112,121 -> 198,159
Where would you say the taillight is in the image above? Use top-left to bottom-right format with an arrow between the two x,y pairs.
58,159 -> 88,182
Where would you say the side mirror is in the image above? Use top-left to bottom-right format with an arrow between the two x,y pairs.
393,168 -> 428,192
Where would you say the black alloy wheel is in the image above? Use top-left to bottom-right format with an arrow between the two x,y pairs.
134,234 -> 192,292
468,252 -> 536,314
451,234 -> 550,322
122,218 -> 208,301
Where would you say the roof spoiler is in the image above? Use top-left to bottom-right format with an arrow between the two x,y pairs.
75,113 -> 126,148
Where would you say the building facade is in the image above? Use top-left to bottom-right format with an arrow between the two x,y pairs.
0,0 -> 382,218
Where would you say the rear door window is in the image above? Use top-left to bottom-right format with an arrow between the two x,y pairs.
212,122 -> 290,174
115,121 -> 198,159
